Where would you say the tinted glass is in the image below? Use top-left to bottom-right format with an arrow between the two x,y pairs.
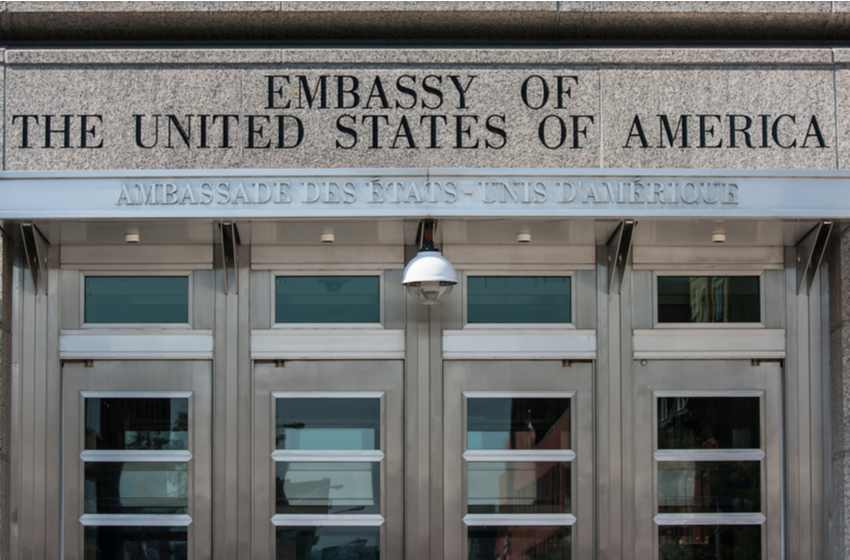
468,462 -> 570,514
85,276 -> 189,324
468,526 -> 571,560
658,397 -> 760,450
658,461 -> 760,513
276,462 -> 380,515
85,398 -> 189,451
276,526 -> 379,560
658,276 -> 760,323
276,398 -> 380,451
467,398 -> 571,450
275,276 -> 380,323
84,526 -> 187,560
659,525 -> 761,560
84,462 -> 188,514
468,276 -> 571,323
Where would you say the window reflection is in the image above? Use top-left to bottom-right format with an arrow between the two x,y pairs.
85,398 -> 189,451
276,398 -> 380,451
467,398 -> 571,450
658,461 -> 760,514
84,526 -> 187,560
657,276 -> 760,323
468,526 -> 571,560
276,526 -> 379,560
658,397 -> 760,450
659,525 -> 761,560
85,462 -> 188,514
468,462 -> 570,514
276,462 -> 380,515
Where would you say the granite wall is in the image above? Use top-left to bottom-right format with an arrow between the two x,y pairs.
1,48 -> 849,171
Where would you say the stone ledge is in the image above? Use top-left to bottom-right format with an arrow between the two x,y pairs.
1,47 -> 839,67
0,1 -> 846,43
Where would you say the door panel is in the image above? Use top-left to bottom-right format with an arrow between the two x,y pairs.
634,360 -> 782,560
444,360 -> 594,560
253,360 -> 403,560
63,360 -> 212,559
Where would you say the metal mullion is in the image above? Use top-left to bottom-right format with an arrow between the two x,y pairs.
81,450 -> 193,462
653,449 -> 764,462
272,514 -> 385,527
654,513 -> 766,526
463,514 -> 577,526
271,450 -> 384,462
80,514 -> 193,527
463,450 -> 575,462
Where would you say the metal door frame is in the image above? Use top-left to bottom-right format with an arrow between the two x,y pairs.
62,360 -> 213,559
252,359 -> 404,559
443,359 -> 595,559
633,359 -> 783,560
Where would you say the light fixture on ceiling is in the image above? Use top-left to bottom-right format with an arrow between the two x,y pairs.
712,222 -> 726,244
320,228 -> 335,243
125,226 -> 140,244
402,219 -> 457,305
517,227 -> 531,243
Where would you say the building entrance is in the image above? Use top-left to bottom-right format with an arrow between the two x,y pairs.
252,360 -> 404,559
62,360 -> 212,559
444,360 -> 594,559
7,215 -> 832,559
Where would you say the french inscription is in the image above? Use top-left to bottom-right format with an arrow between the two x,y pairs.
116,178 -> 739,208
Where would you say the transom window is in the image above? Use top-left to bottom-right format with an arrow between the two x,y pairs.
84,276 -> 189,324
467,276 -> 572,324
657,276 -> 760,323
275,276 -> 380,323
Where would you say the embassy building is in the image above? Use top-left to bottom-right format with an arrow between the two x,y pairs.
2,2 -> 850,559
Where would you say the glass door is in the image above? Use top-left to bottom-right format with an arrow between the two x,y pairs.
444,360 -> 594,560
633,360 -> 782,560
63,360 -> 212,559
253,360 -> 403,560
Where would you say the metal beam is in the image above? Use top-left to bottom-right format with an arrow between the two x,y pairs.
217,222 -> 241,295
796,221 -> 832,294
607,220 -> 636,294
20,222 -> 49,295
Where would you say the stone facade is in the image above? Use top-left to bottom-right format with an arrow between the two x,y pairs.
0,2 -> 848,559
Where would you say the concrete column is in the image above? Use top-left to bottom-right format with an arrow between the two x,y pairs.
829,226 -> 850,560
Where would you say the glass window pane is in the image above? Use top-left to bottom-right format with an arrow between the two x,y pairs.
468,526 -> 571,560
467,462 -> 570,514
467,398 -> 571,450
85,276 -> 189,324
658,276 -> 760,323
275,276 -> 380,323
659,525 -> 761,560
276,462 -> 380,515
84,462 -> 188,514
85,398 -> 189,451
658,461 -> 760,514
658,397 -> 760,450
276,398 -> 380,451
276,526 -> 379,560
84,526 -> 187,560
468,276 -> 571,323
